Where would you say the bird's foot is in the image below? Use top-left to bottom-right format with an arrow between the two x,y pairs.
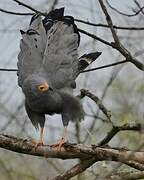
31,139 -> 44,149
51,137 -> 66,151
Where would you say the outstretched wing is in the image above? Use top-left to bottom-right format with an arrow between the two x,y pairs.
42,8 -> 80,89
17,14 -> 46,87
17,8 -> 80,90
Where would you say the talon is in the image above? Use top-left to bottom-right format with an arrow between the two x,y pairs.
51,137 -> 66,151
31,139 -> 44,148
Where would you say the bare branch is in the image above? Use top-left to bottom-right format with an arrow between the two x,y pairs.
0,60 -> 128,73
1,134 -> 144,179
78,28 -> 112,47
0,8 -> 33,15
0,135 -> 144,168
79,89 -> 111,120
81,60 -> 127,73
75,18 -> 144,30
106,0 -> 144,17
98,0 -> 144,71
98,123 -> 143,146
51,158 -> 96,180
12,0 -> 46,16
0,68 -> 17,72
135,0 -> 144,15
1,5 -> 144,31
0,134 -> 144,166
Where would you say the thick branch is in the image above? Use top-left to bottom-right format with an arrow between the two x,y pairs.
0,134 -> 144,166
1,134 -> 144,179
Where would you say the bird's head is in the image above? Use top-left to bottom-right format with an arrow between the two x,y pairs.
22,75 -> 53,98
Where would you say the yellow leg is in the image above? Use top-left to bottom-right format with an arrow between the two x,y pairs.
39,127 -> 44,144
32,127 -> 44,147
63,126 -> 68,142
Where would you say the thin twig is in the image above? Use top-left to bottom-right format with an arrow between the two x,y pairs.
106,0 -> 144,17
80,89 -> 111,120
98,0 -> 144,71
78,28 -> 112,47
0,60 -> 127,73
0,68 -> 17,72
75,18 -> 144,30
135,0 -> 144,15
1,6 -> 144,31
0,8 -> 33,15
81,60 -> 127,73
12,0 -> 46,16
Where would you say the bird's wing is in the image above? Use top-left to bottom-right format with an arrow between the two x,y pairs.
17,8 -> 80,90
17,14 -> 47,87
42,8 -> 80,89
77,52 -> 102,73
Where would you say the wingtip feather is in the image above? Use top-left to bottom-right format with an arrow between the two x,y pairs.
78,51 -> 102,71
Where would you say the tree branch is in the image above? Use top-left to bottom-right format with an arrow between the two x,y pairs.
75,18 -> 144,30
1,134 -> 144,179
51,158 -> 96,180
0,8 -> 33,15
98,123 -> 143,146
78,28 -> 112,47
12,0 -> 46,16
79,89 -> 111,120
0,134 -> 144,164
98,0 -> 144,71
81,60 -> 127,73
0,60 -> 128,73
106,0 -> 144,17
0,68 -> 17,72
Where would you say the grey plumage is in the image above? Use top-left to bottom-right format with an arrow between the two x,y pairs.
17,8 -> 101,141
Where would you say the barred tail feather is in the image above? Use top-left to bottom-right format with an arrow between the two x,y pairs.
78,52 -> 102,71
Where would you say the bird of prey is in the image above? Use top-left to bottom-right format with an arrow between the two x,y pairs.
17,8 -> 101,148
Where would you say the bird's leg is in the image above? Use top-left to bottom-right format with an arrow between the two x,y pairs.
39,127 -> 44,145
51,126 -> 68,151
58,126 -> 68,149
32,127 -> 44,147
